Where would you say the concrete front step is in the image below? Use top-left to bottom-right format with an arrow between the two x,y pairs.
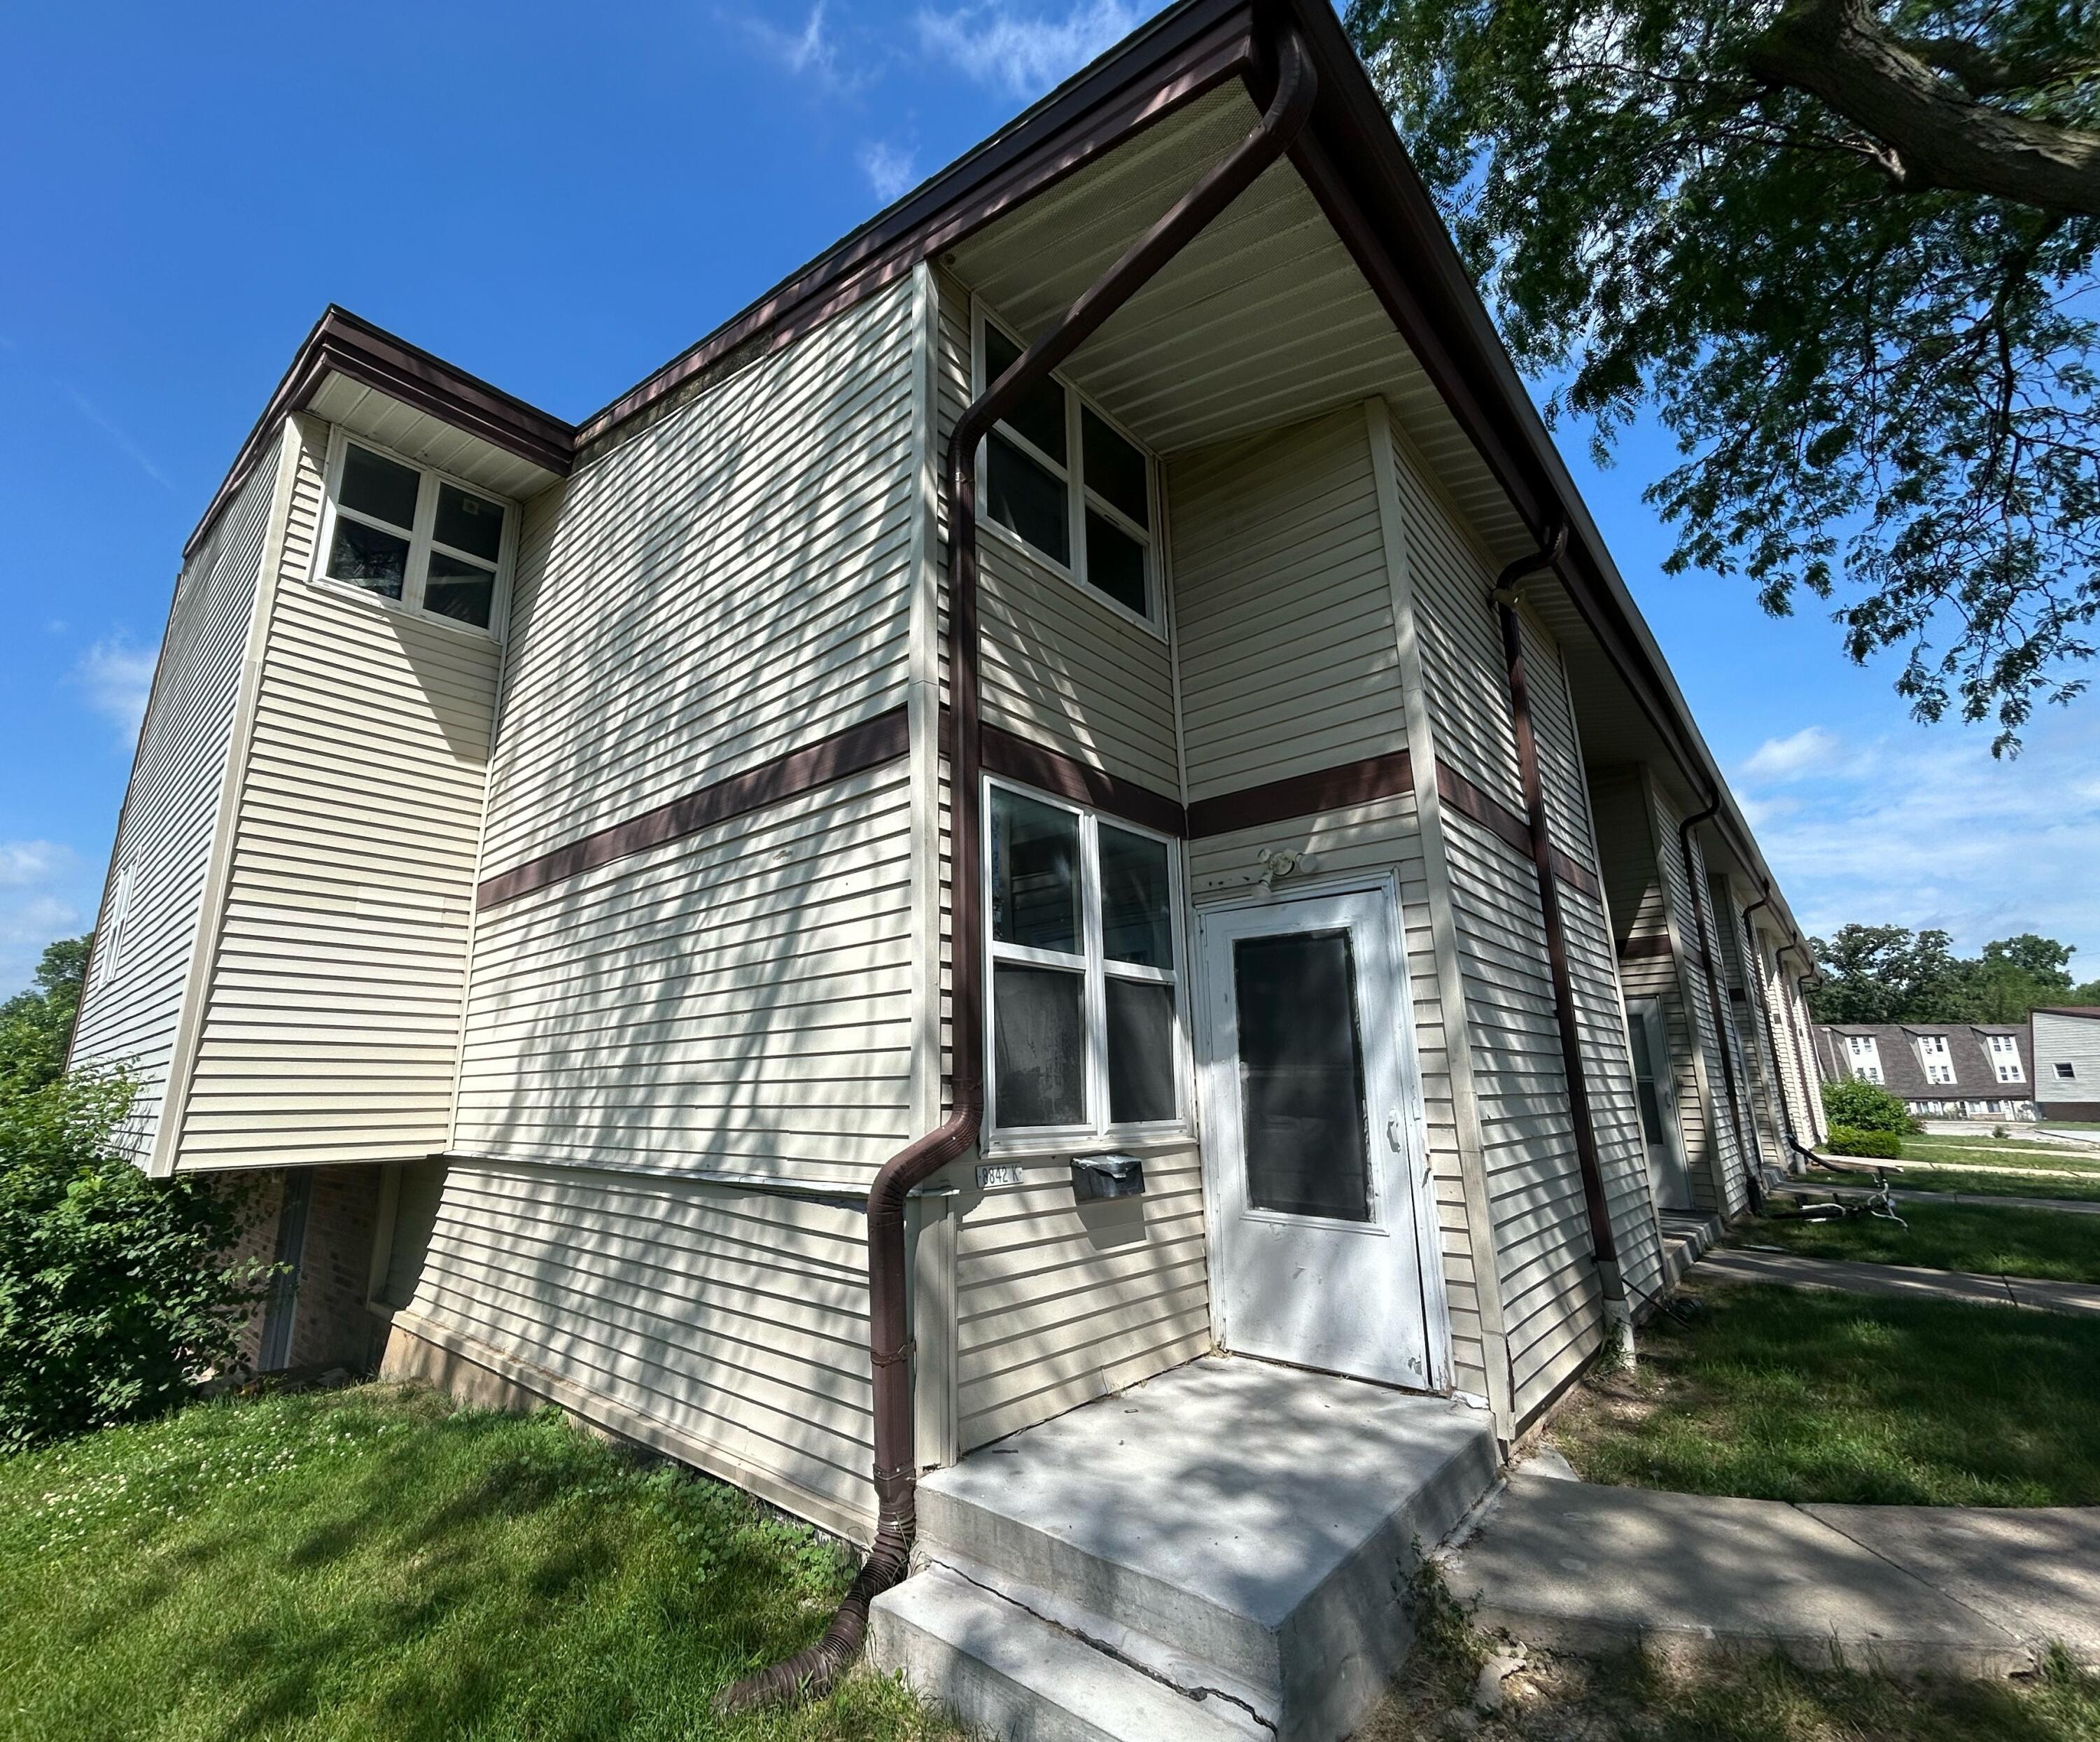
877,1355 -> 1502,1742
871,1564 -> 1272,1742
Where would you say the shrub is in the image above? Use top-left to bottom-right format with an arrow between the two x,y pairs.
1821,1076 -> 1914,1135
0,1069 -> 271,1452
1826,1125 -> 1904,1159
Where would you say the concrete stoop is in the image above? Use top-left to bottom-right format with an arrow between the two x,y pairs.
869,1355 -> 1502,1742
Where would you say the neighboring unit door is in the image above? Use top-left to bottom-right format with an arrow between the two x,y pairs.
1626,999 -> 1693,1211
1198,885 -> 1440,1390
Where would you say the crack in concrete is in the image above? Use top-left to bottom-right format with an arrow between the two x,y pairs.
1782,1506 -> 2035,1664
925,1554 -> 1280,1734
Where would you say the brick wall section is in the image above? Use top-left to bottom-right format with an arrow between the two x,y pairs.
218,1172 -> 286,1372
212,1165 -> 386,1375
286,1165 -> 385,1372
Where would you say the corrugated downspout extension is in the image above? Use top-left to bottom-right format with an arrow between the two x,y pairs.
1678,799 -> 1763,1212
1488,530 -> 1626,1319
715,26 -> 1317,1714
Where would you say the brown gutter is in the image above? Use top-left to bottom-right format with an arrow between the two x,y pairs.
1678,801 -> 1763,1211
715,24 -> 1317,1711
1488,531 -> 1624,1307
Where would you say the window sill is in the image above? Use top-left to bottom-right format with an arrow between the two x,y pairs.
980,1130 -> 1196,1162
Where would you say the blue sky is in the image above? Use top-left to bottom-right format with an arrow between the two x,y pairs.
3,0 -> 2094,997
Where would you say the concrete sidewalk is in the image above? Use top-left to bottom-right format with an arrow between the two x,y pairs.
1446,1472 -> 2100,1675
1698,1245 -> 2100,1318
1877,1187 -> 2100,1216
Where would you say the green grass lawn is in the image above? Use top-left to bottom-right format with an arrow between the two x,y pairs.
1551,1281 -> 2100,1505
1900,1135 -> 2100,1175
0,1384 -> 954,1742
1748,1195 -> 2100,1282
1873,1167 -> 2100,1205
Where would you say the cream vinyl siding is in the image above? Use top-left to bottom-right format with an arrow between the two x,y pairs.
70,448 -> 276,1162
953,1146 -> 1212,1452
1380,426 -> 1613,1421
1518,613 -> 1662,1305
454,764 -> 915,1187
1385,430 -> 1524,810
1715,888 -> 1786,1170
1168,405 -> 1490,1403
2033,1011 -> 2100,1109
1684,830 -> 1756,1209
482,280 -> 918,873
1649,782 -> 1750,1218
176,416 -> 498,1169
1171,407 -> 1406,797
932,271 -> 1178,795
1759,939 -> 1823,1143
1588,771 -> 1709,1211
393,1158 -> 875,1538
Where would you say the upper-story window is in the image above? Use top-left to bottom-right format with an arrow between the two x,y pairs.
983,780 -> 1184,1144
1916,1033 -> 1956,1085
2058,1062 -> 2078,1081
1987,1034 -> 2024,1083
974,309 -> 1161,633
320,438 -> 513,632
90,863 -> 136,991
1844,1034 -> 1882,1083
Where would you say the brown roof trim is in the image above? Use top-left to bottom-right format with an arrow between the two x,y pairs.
574,1 -> 1254,448
476,706 -> 908,910
2035,1006 -> 2100,1017
183,306 -> 574,559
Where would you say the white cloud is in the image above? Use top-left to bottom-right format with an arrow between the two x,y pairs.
0,844 -> 88,997
736,2 -> 864,92
67,388 -> 173,491
1737,724 -> 1841,784
858,139 -> 920,202
1734,713 -> 2100,964
74,638 -> 158,747
0,841 -> 76,888
915,0 -> 1148,97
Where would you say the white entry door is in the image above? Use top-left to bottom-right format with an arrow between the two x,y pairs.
1626,998 -> 1693,1211
1198,883 -> 1442,1390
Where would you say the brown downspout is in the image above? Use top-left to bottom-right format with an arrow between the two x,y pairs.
1677,800 -> 1763,1211
717,27 -> 1317,1713
1742,885 -> 1817,1171
1489,532 -> 1625,1313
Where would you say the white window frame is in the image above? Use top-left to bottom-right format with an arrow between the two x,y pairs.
971,301 -> 1165,640
91,862 -> 137,991
1987,1034 -> 2025,1083
981,775 -> 1190,1153
1916,1034 -> 1956,1084
312,428 -> 519,640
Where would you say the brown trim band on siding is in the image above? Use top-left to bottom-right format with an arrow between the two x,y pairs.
981,722 -> 1188,837
1433,761 -> 1603,901
1185,747 -> 1413,838
1617,934 -> 1674,962
476,707 -> 909,910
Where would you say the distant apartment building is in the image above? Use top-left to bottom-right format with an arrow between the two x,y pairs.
2031,1008 -> 2100,1122
1812,1022 -> 2036,1121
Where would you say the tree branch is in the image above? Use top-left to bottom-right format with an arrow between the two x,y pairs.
1898,34 -> 2100,98
1744,0 -> 2100,215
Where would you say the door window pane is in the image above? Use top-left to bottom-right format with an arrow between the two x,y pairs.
1082,406 -> 1148,527
424,552 -> 496,628
985,323 -> 1067,463
433,482 -> 505,562
340,444 -> 421,531
994,963 -> 1086,1128
1107,977 -> 1176,1124
988,435 -> 1070,565
328,519 -> 410,597
990,788 -> 1080,953
1628,1017 -> 1668,1146
1098,824 -> 1172,968
1084,509 -> 1147,617
1233,929 -> 1372,1221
